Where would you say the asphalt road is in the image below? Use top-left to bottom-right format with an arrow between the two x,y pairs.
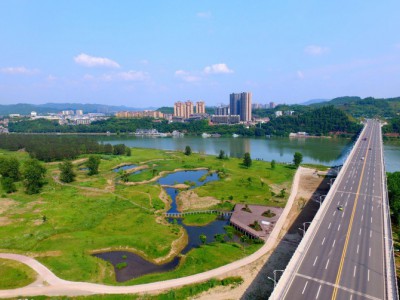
281,120 -> 387,300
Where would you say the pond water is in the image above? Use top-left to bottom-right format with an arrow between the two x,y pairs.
113,164 -> 138,172
158,170 -> 219,214
94,169 -> 227,282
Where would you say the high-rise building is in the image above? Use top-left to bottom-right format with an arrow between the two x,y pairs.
229,92 -> 252,122
215,105 -> 230,115
174,101 -> 184,117
184,101 -> 194,118
196,101 -> 205,114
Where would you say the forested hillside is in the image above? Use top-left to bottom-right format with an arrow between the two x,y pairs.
311,96 -> 400,118
261,106 -> 361,136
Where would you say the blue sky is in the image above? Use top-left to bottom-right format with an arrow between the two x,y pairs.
1,1 -> 400,107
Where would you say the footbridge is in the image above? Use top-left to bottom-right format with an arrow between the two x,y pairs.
270,120 -> 398,300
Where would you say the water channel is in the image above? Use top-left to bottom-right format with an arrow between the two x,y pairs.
94,169 -> 229,282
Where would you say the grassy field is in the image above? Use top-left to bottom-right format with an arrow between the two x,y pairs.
182,214 -> 217,226
0,258 -> 37,289
0,147 -> 293,285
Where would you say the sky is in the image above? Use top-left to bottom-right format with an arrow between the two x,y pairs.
0,1 -> 400,108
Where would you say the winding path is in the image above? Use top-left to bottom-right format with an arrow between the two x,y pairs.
0,168 -> 303,298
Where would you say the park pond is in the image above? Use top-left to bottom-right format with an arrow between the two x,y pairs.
94,169 -> 233,282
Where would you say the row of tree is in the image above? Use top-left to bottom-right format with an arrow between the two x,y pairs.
0,157 -> 46,194
0,135 -> 130,161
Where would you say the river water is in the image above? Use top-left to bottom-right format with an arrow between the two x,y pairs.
95,136 -> 400,172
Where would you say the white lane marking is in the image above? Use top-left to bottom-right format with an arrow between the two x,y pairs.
359,228 -> 362,235
357,244 -> 359,254
341,193 -> 344,197
325,259 -> 330,270
313,256 -> 318,266
361,215 -> 364,221
372,206 -> 373,212
363,204 -> 365,210
371,217 -> 373,223
345,201 -> 348,207
328,222 -> 331,229
338,224 -> 341,231
302,281 -> 308,294
342,211 -> 345,218
332,239 -> 336,248
370,230 -> 372,238
353,265 -> 357,277
369,248 -> 371,257
368,270 -> 370,282
316,284 -> 322,299
322,237 -> 325,245
333,211 -> 336,216
350,295 -> 353,300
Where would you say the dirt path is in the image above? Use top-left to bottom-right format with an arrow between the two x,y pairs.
0,167 -> 306,298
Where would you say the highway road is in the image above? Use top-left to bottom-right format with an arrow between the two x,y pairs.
280,120 -> 389,300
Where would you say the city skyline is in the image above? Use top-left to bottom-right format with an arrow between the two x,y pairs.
1,1 -> 400,107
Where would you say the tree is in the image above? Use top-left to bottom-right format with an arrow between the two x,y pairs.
22,159 -> 47,194
0,157 -> 20,181
86,155 -> 101,176
125,147 -> 131,156
293,152 -> 303,168
184,145 -> 192,156
120,171 -> 130,182
271,159 -> 276,169
113,144 -> 126,155
1,177 -> 17,193
59,160 -> 76,183
218,150 -> 225,160
199,234 -> 207,244
243,152 -> 252,168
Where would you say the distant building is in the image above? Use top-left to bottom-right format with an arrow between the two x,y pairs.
62,110 -> 74,116
229,92 -> 252,122
269,102 -> 276,109
115,110 -> 164,119
30,111 -> 37,118
75,118 -> 91,125
211,115 -> 240,124
196,101 -> 205,114
184,101 -> 194,118
215,105 -> 229,116
9,114 -> 20,118
284,110 -> 294,116
76,110 -> 83,116
275,111 -> 283,117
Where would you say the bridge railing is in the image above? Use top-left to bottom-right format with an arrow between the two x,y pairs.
380,125 -> 399,300
269,123 -> 368,300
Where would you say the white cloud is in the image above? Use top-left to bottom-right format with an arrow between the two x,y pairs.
74,53 -> 120,68
304,45 -> 330,56
203,63 -> 233,74
47,75 -> 57,81
175,70 -> 201,82
197,11 -> 211,18
117,70 -> 148,81
0,66 -> 38,75
297,70 -> 305,79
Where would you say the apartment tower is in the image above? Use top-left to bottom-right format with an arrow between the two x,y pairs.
196,101 -> 205,114
229,92 -> 252,122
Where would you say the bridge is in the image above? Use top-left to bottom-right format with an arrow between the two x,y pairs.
163,210 -> 233,218
270,120 -> 398,300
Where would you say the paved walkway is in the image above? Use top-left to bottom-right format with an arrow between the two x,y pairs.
0,168 -> 303,298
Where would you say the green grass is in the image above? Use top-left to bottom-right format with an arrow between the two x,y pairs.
182,214 -> 217,226
0,258 -> 37,289
0,147 -> 289,285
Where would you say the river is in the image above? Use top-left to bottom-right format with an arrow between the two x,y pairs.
95,136 -> 400,172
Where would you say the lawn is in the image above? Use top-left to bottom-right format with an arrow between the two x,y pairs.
0,258 -> 37,289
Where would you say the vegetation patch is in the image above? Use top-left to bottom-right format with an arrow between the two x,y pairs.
0,258 -> 36,289
182,213 -> 217,226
